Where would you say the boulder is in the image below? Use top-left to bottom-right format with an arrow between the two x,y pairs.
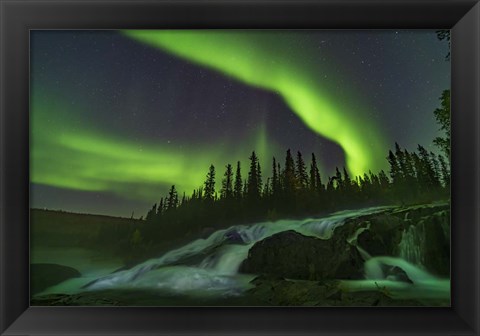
31,263 -> 81,295
240,230 -> 364,280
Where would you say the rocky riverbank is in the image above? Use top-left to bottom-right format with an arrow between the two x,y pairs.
239,203 -> 450,306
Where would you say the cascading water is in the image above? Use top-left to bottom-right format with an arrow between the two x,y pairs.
68,206 -> 391,296
39,205 -> 449,303
397,224 -> 426,267
340,256 -> 450,301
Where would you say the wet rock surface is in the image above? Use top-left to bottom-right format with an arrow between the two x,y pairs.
244,275 -> 427,306
240,204 -> 450,280
240,230 -> 364,281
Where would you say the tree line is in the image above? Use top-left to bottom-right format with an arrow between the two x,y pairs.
144,143 -> 449,234
137,89 -> 450,249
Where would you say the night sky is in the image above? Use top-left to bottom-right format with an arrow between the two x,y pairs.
30,30 -> 450,217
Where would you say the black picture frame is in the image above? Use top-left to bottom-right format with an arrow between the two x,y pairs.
1,0 -> 479,335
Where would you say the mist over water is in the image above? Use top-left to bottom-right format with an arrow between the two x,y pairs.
38,206 -> 450,302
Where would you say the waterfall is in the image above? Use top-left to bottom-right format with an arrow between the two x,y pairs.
81,206 -> 392,295
341,256 -> 450,300
397,224 -> 425,267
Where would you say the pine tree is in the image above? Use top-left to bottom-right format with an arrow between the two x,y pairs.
257,161 -> 263,195
378,170 -> 390,189
221,164 -> 234,199
387,150 -> 401,185
146,203 -> 157,221
433,90 -> 451,158
157,198 -> 164,215
334,167 -> 343,190
204,164 -> 216,201
395,143 -> 407,181
343,167 -> 352,189
233,161 -> 243,200
283,149 -> 296,195
417,145 -> 438,191
271,157 -> 279,196
438,154 -> 450,188
296,151 -> 308,190
309,153 -> 318,191
247,151 -> 261,200
430,152 -> 442,188
166,185 -> 178,210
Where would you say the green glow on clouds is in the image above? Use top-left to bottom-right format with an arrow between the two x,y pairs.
123,30 -> 387,177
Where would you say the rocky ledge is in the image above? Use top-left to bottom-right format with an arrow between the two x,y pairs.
240,203 -> 450,281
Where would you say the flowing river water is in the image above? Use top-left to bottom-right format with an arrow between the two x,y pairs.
34,206 -> 450,304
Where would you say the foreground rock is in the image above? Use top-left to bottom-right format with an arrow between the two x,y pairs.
240,230 -> 364,281
245,276 -> 430,306
31,263 -> 81,295
31,293 -> 120,306
240,203 -> 450,280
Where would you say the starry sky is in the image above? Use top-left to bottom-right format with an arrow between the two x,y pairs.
30,30 -> 450,217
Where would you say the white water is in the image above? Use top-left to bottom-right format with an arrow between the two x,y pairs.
40,205 -> 450,303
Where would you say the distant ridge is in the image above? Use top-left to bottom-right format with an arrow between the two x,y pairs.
30,208 -> 142,222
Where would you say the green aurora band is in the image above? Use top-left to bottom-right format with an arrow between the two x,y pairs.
31,92 -> 275,201
123,30 -> 388,177
31,30 -> 390,206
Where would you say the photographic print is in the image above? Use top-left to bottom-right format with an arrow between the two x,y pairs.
30,30 -> 451,306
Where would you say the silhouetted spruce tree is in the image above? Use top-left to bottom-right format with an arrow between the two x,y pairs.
433,90 -> 451,159
309,153 -> 318,191
429,152 -> 442,187
361,173 -> 372,196
395,143 -> 408,180
221,164 -> 234,199
343,167 -> 352,189
166,185 -> 178,210
334,167 -> 343,190
387,150 -> 401,186
257,161 -> 263,195
378,170 -> 390,190
204,165 -> 216,202
271,157 -> 279,196
157,198 -> 164,216
283,149 -> 297,195
247,151 -> 261,201
403,150 -> 417,181
296,151 -> 308,190
264,178 -> 271,197
438,154 -> 450,188
233,161 -> 243,200
417,145 -> 439,192
146,203 -> 157,221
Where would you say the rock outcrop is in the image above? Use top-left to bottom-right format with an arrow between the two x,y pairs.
240,204 -> 450,280
240,230 -> 364,281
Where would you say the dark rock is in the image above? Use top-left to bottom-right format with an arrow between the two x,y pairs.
356,215 -> 405,256
240,230 -> 364,280
245,277 -> 425,306
240,204 -> 450,282
225,229 -> 245,244
31,263 -> 81,295
31,293 -> 120,306
417,210 -> 450,276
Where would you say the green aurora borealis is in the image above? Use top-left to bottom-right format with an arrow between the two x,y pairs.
31,90 -> 273,202
30,30 -> 450,216
124,30 -> 385,177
